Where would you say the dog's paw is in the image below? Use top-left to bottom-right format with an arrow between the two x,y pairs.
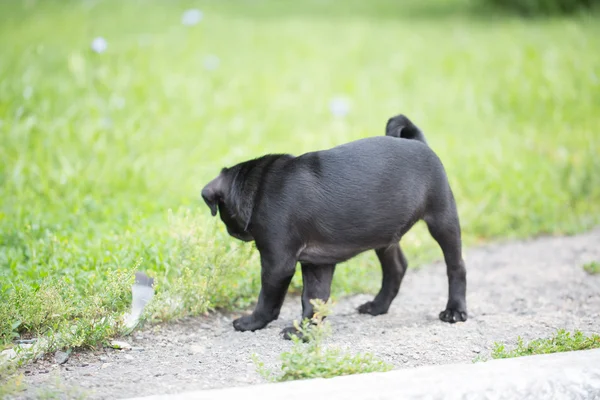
357,301 -> 389,316
233,315 -> 266,332
439,308 -> 468,323
280,326 -> 309,341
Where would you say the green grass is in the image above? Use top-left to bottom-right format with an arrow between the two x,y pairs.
1,0 -> 600,359
253,300 -> 393,381
583,261 -> 600,274
492,330 -> 600,359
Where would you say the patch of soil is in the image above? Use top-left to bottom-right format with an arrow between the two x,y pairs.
9,228 -> 600,399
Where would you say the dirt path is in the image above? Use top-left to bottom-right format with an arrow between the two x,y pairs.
10,228 -> 600,399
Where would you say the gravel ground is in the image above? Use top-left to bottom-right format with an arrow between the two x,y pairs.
9,228 -> 600,399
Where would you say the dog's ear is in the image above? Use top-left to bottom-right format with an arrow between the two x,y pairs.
201,174 -> 224,217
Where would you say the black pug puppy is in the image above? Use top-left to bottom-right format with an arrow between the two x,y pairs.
201,114 -> 467,339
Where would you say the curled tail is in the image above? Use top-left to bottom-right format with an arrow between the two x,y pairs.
385,114 -> 427,145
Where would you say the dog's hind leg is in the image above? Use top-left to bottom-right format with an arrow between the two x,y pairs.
282,263 -> 336,340
424,197 -> 468,323
358,243 -> 408,316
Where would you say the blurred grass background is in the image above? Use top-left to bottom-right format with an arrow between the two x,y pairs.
0,0 -> 599,351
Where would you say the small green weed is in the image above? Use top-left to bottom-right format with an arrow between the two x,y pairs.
583,261 -> 600,275
492,329 -> 600,359
0,373 -> 25,398
252,300 -> 393,382
31,378 -> 89,400
471,354 -> 488,363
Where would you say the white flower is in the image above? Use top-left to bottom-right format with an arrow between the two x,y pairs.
91,37 -> 107,53
101,117 -> 113,129
23,86 -> 33,99
181,9 -> 203,26
203,54 -> 220,70
137,34 -> 152,48
111,96 -> 126,110
329,96 -> 351,117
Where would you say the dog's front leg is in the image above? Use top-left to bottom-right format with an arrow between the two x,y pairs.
233,251 -> 296,332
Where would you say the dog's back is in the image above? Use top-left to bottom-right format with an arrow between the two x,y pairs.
283,135 -> 450,252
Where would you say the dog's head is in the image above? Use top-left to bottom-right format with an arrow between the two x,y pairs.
201,169 -> 254,242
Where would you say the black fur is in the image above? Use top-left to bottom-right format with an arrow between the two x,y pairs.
201,114 -> 467,338
385,113 -> 428,144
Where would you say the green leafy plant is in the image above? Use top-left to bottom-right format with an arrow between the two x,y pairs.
253,300 -> 393,382
492,329 -> 600,359
583,261 -> 600,275
482,0 -> 599,16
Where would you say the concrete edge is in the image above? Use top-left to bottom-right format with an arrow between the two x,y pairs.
125,348 -> 600,400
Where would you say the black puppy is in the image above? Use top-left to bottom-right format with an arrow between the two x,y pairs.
201,114 -> 467,338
